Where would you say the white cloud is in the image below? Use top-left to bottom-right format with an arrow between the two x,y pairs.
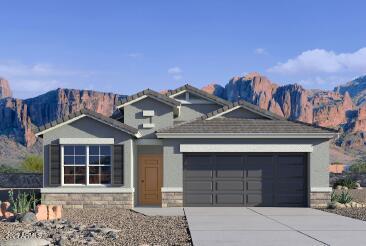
0,60 -> 94,98
127,53 -> 143,59
12,79 -> 65,93
254,48 -> 266,55
168,66 -> 183,81
268,48 -> 366,75
0,60 -> 90,77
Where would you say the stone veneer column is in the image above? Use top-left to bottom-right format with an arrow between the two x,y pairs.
42,193 -> 134,209
161,191 -> 183,208
310,191 -> 331,208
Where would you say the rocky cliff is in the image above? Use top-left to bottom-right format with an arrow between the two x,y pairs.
0,87 -> 125,149
0,78 -> 12,99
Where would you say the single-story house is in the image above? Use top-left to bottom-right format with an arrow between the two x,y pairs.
35,84 -> 336,208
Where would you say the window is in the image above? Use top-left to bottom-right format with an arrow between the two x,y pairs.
62,145 -> 112,185
89,145 -> 112,185
63,145 -> 86,184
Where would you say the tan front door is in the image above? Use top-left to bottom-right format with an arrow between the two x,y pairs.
139,154 -> 163,205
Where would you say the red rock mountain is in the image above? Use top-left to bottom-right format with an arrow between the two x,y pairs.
0,78 -> 12,99
0,88 -> 125,148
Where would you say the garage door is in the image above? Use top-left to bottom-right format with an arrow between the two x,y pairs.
183,153 -> 308,207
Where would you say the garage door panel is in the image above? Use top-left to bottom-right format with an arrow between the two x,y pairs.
216,180 -> 244,191
277,180 -> 305,192
278,166 -> 305,178
216,194 -> 244,205
246,194 -> 273,206
247,180 -> 274,192
185,181 -> 213,191
216,156 -> 243,178
185,194 -> 213,205
184,156 -> 213,178
276,195 -> 306,206
246,156 -> 275,178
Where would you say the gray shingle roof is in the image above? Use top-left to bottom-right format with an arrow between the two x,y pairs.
117,88 -> 180,107
165,84 -> 231,106
158,118 -> 337,135
202,100 -> 284,120
34,109 -> 139,136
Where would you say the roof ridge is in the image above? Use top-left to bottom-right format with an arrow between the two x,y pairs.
165,83 -> 231,106
117,88 -> 180,108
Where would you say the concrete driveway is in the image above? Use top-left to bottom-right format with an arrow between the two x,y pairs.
184,207 -> 366,246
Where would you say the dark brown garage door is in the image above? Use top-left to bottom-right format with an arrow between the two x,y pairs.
183,153 -> 308,207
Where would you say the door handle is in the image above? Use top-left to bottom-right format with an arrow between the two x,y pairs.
141,180 -> 144,183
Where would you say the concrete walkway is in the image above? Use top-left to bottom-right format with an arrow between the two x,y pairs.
184,207 -> 366,246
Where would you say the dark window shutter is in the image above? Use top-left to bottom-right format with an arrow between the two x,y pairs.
113,145 -> 124,186
49,144 -> 61,186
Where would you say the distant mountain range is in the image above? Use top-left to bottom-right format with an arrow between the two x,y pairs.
1,73 -> 366,166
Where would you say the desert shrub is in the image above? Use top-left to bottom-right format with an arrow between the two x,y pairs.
8,190 -> 40,214
333,176 -> 357,189
349,162 -> 366,173
330,191 -> 339,202
21,155 -> 43,173
336,191 -> 353,204
0,165 -> 21,173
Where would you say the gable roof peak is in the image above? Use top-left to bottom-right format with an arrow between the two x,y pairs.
166,84 -> 231,106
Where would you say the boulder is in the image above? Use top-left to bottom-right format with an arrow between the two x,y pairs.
1,201 -> 11,215
351,202 -> 358,208
0,238 -> 50,246
47,205 -> 62,220
3,211 -> 14,220
36,205 -> 48,221
336,185 -> 342,190
18,212 -> 37,223
335,202 -> 345,209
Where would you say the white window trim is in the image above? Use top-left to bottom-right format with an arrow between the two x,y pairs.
61,145 -> 113,187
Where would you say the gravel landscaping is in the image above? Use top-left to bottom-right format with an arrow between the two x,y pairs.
0,208 -> 192,245
321,208 -> 366,221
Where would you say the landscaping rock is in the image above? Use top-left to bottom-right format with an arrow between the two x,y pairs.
335,202 -> 346,209
3,211 -> 14,220
0,238 -> 50,246
36,205 -> 48,221
1,201 -> 10,214
336,185 -> 342,190
19,212 -> 37,223
0,208 -> 192,245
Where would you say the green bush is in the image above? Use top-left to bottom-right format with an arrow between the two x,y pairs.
349,162 -> 366,173
21,155 -> 43,173
0,165 -> 21,173
331,191 -> 339,202
336,191 -> 353,204
8,190 -> 39,214
333,176 -> 357,189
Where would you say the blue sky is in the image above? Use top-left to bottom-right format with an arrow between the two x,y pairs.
1,0 -> 366,98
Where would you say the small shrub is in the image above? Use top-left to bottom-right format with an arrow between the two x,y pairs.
333,176 -> 357,189
349,162 -> 366,173
0,165 -> 21,173
8,190 -> 40,214
21,155 -> 43,173
336,191 -> 353,204
330,191 -> 339,202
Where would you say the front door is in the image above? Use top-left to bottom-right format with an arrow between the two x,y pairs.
139,154 -> 163,205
